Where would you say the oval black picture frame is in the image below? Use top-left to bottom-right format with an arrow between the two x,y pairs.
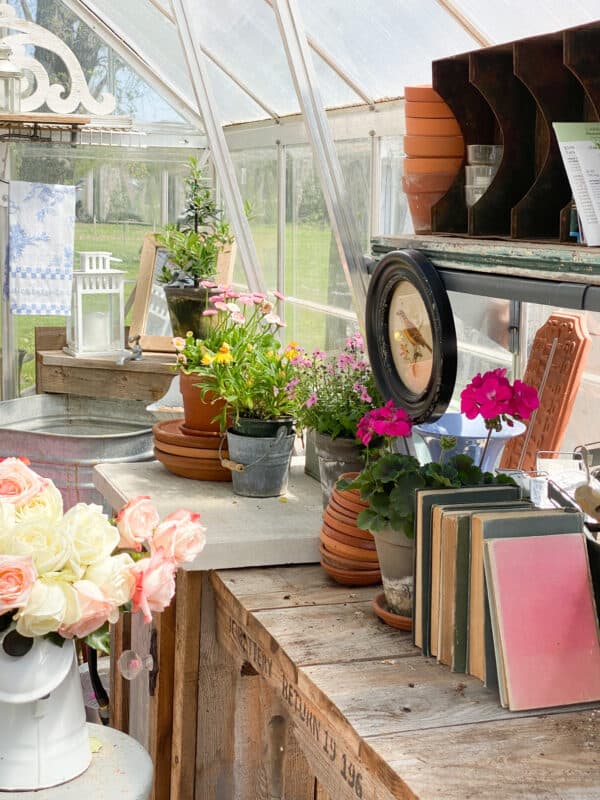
365,249 -> 457,423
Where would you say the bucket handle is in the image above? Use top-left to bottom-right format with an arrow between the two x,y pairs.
219,425 -> 289,473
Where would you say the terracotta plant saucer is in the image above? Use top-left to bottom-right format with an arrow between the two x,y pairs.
320,531 -> 379,563
331,490 -> 369,516
154,448 -> 232,481
321,562 -> 382,587
320,544 -> 381,573
153,439 -> 228,460
323,508 -> 374,541
153,420 -> 225,449
327,495 -> 362,522
321,523 -> 377,550
179,422 -> 226,439
372,592 -> 412,631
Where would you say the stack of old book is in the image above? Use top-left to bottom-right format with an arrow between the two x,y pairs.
413,484 -> 600,710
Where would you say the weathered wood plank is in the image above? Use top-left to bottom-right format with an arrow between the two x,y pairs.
300,658 -> 560,740
219,565 -> 379,611
128,608 -> 153,750
149,603 -> 177,800
367,710 -> 600,800
282,723 -> 317,800
109,612 -> 130,733
253,601 -> 416,667
171,570 -> 202,800
213,574 -> 403,800
37,362 -> 172,401
195,573 -> 237,799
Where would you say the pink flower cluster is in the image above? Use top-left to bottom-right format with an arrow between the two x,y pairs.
357,400 -> 413,446
460,368 -> 539,430
0,457 -> 207,640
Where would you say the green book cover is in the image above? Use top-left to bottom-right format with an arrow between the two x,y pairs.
435,501 -> 531,673
413,484 -> 521,656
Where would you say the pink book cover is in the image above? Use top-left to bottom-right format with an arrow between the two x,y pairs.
486,533 -> 600,711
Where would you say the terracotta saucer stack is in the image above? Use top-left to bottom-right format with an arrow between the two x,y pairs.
320,478 -> 381,587
153,419 -> 231,481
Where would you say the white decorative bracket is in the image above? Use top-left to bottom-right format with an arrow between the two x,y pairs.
0,3 -> 116,115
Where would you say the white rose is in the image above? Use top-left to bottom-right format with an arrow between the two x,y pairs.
0,500 -> 15,534
85,553 -> 136,608
16,479 -> 63,525
59,503 -> 119,566
15,577 -> 79,637
10,517 -> 72,575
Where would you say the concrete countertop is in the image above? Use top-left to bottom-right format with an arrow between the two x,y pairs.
93,458 -> 322,571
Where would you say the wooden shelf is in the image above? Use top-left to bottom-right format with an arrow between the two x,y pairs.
0,112 -> 90,127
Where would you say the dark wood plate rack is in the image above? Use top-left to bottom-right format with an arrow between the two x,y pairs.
431,21 -> 600,242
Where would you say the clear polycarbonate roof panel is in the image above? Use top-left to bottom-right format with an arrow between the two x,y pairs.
190,0 -> 301,117
205,60 -> 268,125
297,0 -> 479,100
450,0 -> 600,44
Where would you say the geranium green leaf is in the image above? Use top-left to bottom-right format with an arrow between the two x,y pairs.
356,507 -> 380,531
369,491 -> 390,514
85,623 -> 111,655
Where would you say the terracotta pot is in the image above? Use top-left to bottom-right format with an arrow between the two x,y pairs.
403,156 -> 463,174
405,187 -> 450,234
404,134 -> 464,158
321,562 -> 381,587
320,544 -> 379,571
153,420 -> 225,449
320,531 -> 379,563
321,523 -> 377,550
404,85 -> 445,102
323,507 -> 374,540
179,372 -> 228,433
405,116 -> 461,136
402,172 -> 457,193
405,99 -> 454,118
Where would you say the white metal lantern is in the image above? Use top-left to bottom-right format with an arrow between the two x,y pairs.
64,251 -> 125,357
0,43 -> 22,113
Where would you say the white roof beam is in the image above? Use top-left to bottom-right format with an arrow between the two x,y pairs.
434,0 -> 492,47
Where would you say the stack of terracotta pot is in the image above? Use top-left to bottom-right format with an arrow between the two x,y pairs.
403,85 -> 464,233
320,473 -> 381,586
153,419 -> 232,481
153,374 -> 232,480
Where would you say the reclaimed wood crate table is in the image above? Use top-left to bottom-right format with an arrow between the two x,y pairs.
212,565 -> 600,800
94,461 -> 600,800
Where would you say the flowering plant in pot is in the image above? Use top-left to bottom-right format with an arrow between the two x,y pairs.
155,157 -> 234,337
293,332 -> 382,504
175,288 -> 303,496
0,457 -> 206,791
338,400 -> 517,616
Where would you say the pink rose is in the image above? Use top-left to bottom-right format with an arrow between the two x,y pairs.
0,554 -> 36,613
116,496 -> 160,551
131,550 -> 177,623
59,580 -> 116,639
150,509 -> 206,565
0,458 -> 45,508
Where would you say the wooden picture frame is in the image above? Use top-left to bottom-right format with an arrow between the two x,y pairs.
129,232 -> 237,353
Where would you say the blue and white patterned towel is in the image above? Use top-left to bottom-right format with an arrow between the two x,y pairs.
8,181 -> 75,315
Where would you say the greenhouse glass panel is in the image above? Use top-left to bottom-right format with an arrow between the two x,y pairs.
285,305 -> 358,360
59,0 -> 197,122
6,143 -> 192,394
230,148 -> 278,289
205,60 -> 268,125
449,0 -> 600,45
190,0 -> 301,117
10,0 -> 186,123
297,0 -> 478,100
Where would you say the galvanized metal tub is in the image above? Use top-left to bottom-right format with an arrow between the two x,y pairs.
0,395 -> 154,510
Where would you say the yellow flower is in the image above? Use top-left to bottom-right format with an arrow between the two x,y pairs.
267,350 -> 274,358
201,353 -> 213,365
247,344 -> 254,352
214,351 -> 233,364
218,342 -> 231,354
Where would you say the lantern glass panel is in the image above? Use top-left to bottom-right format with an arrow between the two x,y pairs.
80,293 -> 122,353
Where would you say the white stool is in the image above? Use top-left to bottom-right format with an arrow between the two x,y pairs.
6,724 -> 153,799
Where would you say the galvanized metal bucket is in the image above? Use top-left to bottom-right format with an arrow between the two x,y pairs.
224,426 -> 295,497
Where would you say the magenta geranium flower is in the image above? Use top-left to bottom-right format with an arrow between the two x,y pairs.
356,400 -> 412,447
510,379 -> 540,420
460,368 -> 539,432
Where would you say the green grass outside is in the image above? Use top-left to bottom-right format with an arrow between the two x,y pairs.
14,221 -> 353,391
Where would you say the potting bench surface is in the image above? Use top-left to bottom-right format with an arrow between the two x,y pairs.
94,464 -> 600,799
211,565 -> 600,800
